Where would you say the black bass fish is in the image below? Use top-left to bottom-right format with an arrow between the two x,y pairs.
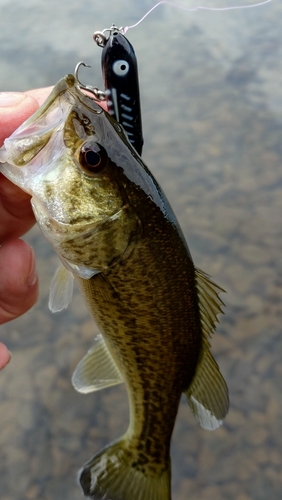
0,74 -> 228,500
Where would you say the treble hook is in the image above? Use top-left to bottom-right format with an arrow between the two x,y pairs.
74,62 -> 106,101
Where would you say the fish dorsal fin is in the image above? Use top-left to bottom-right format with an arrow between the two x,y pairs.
72,334 -> 123,394
185,268 -> 229,430
195,268 -> 225,337
49,264 -> 74,313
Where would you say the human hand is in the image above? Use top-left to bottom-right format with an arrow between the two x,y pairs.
0,86 -> 108,370
0,88 -> 51,369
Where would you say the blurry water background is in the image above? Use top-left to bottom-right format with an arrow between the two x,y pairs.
0,0 -> 282,499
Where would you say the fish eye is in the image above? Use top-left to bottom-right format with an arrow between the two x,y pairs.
79,142 -> 108,176
112,59 -> 129,76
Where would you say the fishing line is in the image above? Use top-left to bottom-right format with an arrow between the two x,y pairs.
122,0 -> 273,33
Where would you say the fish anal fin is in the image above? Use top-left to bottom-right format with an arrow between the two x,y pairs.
185,268 -> 229,430
72,334 -> 123,394
185,346 -> 229,430
79,437 -> 171,500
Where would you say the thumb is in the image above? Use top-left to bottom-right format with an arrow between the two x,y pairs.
0,92 -> 39,146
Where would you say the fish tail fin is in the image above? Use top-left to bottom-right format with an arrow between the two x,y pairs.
78,436 -> 171,500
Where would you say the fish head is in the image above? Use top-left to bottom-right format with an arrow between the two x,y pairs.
0,74 -> 146,276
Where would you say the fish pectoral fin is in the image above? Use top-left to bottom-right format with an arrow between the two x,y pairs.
184,267 -> 229,430
48,263 -> 74,313
72,334 -> 123,393
184,343 -> 229,430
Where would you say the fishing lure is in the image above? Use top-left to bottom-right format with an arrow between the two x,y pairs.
94,25 -> 144,156
91,0 -> 270,155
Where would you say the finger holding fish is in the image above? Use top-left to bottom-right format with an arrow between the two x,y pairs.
0,88 -> 48,365
0,92 -> 39,242
0,341 -> 11,370
0,87 -> 55,239
0,84 -> 105,372
0,239 -> 38,325
0,92 -> 39,145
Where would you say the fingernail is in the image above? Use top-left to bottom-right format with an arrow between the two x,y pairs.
27,248 -> 38,286
0,92 -> 26,108
7,350 -> 12,363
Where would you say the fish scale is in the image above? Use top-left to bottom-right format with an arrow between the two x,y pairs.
75,189 -> 202,474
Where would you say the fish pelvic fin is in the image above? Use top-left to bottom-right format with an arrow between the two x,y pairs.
185,268 -> 229,430
49,264 -> 74,312
72,334 -> 123,394
78,437 -> 171,500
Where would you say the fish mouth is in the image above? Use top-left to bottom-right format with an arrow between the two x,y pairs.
0,74 -> 104,193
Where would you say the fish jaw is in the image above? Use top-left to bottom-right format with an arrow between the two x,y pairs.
0,76 -> 77,192
0,74 -> 142,274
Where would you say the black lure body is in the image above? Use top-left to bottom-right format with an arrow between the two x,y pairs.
101,30 -> 144,156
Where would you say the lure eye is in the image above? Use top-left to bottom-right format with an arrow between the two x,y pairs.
112,59 -> 129,76
79,142 -> 108,176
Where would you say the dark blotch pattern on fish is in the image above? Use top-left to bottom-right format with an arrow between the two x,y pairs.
77,177 -> 202,475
